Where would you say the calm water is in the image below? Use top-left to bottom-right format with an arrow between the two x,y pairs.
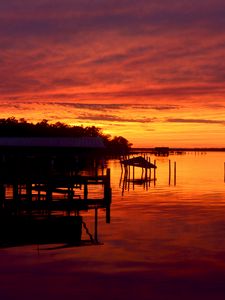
1,151 -> 225,300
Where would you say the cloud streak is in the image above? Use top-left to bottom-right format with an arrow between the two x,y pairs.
52,102 -> 181,111
167,118 -> 225,125
77,113 -> 155,123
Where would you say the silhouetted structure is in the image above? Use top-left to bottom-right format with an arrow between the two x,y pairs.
120,155 -> 157,194
121,156 -> 156,169
153,147 -> 170,156
0,136 -> 105,158
0,152 -> 111,247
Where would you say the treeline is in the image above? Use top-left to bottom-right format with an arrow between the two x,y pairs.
0,117 -> 132,154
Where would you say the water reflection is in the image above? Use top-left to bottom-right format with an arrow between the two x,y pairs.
119,167 -> 155,195
1,152 -> 225,300
0,212 -> 105,249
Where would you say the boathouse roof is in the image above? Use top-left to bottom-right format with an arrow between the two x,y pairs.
121,156 -> 157,169
0,136 -> 105,149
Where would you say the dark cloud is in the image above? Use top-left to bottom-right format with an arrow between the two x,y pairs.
167,118 -> 225,124
2,0 -> 225,38
52,102 -> 181,111
132,105 -> 181,110
55,103 -> 127,111
1,0 -> 225,105
25,85 -> 225,101
78,86 -> 225,99
77,113 -> 155,123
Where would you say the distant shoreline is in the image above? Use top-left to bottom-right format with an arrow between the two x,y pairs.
131,147 -> 225,152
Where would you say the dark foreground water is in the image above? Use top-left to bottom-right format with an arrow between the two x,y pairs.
1,151 -> 225,300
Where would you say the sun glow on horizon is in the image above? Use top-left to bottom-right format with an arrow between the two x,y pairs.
0,99 -> 225,148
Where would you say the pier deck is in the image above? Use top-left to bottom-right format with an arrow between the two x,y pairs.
0,169 -> 111,220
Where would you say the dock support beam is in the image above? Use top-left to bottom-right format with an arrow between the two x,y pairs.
104,168 -> 111,223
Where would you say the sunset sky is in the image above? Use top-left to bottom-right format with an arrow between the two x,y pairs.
1,0 -> 225,147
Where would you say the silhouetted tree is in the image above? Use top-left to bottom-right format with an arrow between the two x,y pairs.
107,136 -> 132,154
0,118 -> 132,154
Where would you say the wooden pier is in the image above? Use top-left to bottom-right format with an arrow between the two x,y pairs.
0,168 -> 112,247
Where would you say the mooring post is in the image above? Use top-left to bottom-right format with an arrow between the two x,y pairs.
104,168 -> 111,223
149,157 -> 152,180
169,159 -> 171,185
154,160 -> 156,183
13,182 -> 19,205
84,182 -> 88,200
104,168 -> 111,201
106,204 -> 111,223
174,161 -> 177,186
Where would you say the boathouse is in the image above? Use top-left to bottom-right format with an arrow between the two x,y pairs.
0,136 -> 106,175
0,136 -> 105,156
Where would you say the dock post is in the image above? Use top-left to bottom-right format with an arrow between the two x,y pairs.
169,160 -> 171,185
84,182 -> 88,200
104,168 -> 111,200
174,161 -> 176,186
154,160 -> 156,184
104,168 -> 111,223
13,182 -> 19,209
149,157 -> 151,180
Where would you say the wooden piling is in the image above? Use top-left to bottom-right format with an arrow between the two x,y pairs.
154,159 -> 156,183
104,168 -> 111,223
13,183 -> 19,205
84,183 -> 88,200
104,168 -> 111,202
169,159 -> 171,185
149,157 -> 151,180
174,161 -> 176,186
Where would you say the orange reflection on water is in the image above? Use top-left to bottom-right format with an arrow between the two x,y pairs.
1,152 -> 225,299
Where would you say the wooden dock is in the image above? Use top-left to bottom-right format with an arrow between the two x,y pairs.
0,168 -> 112,247
0,169 -> 111,214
